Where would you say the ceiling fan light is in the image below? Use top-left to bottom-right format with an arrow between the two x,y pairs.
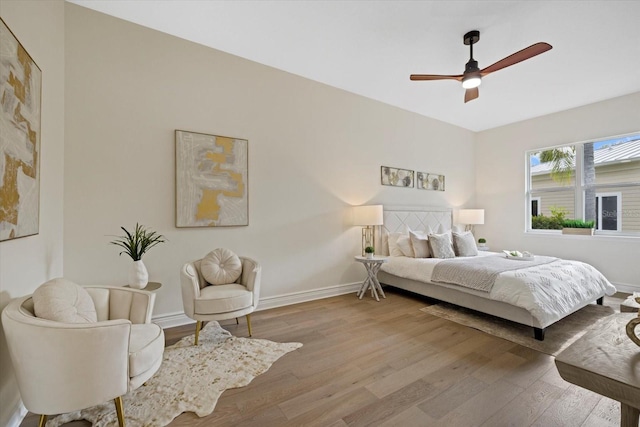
462,75 -> 481,89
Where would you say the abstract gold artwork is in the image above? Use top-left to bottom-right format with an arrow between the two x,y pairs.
176,130 -> 248,227
0,18 -> 42,241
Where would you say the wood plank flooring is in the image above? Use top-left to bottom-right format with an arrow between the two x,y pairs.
21,289 -> 629,427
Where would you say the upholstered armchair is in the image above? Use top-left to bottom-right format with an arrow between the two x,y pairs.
180,248 -> 261,344
1,279 -> 165,427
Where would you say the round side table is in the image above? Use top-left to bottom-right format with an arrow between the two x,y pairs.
354,256 -> 389,301
124,281 -> 162,292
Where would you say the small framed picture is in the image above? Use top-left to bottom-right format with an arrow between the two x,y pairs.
381,166 -> 414,188
416,172 -> 445,191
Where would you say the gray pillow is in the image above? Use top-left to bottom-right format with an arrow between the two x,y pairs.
428,233 -> 455,259
453,231 -> 478,257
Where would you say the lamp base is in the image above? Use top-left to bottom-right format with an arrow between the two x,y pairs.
362,226 -> 375,256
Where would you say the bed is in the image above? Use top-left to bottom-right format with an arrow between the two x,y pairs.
376,206 -> 617,340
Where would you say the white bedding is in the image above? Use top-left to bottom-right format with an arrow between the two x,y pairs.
380,252 -> 617,325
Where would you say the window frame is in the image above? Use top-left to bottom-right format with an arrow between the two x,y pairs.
595,192 -> 622,232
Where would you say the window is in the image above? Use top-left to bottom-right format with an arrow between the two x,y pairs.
595,192 -> 621,231
526,132 -> 640,235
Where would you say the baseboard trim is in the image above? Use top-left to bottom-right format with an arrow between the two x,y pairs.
5,400 -> 27,427
257,282 -> 361,310
613,281 -> 639,294
152,282 -> 361,329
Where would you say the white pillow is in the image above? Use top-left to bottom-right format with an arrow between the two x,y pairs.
33,278 -> 97,323
200,248 -> 243,285
387,232 -> 405,257
453,231 -> 478,257
409,230 -> 431,258
428,233 -> 455,259
396,234 -> 414,257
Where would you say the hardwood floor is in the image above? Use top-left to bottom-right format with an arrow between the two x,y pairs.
21,289 -> 628,427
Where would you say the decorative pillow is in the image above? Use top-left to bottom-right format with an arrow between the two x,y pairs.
437,224 -> 453,242
33,278 -> 97,323
428,233 -> 455,259
387,232 -> 405,257
409,230 -> 431,258
453,231 -> 478,257
200,248 -> 243,285
396,234 -> 414,257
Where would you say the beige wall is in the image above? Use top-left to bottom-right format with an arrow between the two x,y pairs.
0,1 -> 66,425
63,4 -> 476,318
476,92 -> 640,291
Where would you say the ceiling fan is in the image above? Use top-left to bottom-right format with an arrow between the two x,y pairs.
410,30 -> 552,103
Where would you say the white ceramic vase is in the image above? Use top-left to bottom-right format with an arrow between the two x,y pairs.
128,260 -> 149,289
365,252 -> 374,259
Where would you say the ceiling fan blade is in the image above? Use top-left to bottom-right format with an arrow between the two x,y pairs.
464,87 -> 479,103
480,42 -> 552,76
410,74 -> 463,81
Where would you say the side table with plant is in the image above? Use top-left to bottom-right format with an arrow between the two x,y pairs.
110,223 -> 166,289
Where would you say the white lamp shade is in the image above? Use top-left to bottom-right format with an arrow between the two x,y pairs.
459,209 -> 485,225
353,205 -> 384,226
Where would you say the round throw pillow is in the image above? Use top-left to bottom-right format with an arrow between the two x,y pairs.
200,248 -> 243,285
32,278 -> 97,323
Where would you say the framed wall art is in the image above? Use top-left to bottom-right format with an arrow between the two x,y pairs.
416,172 -> 445,191
381,166 -> 414,188
175,130 -> 248,227
0,18 -> 42,242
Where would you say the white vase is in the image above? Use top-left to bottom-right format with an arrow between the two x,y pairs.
128,260 -> 149,289
365,253 -> 374,259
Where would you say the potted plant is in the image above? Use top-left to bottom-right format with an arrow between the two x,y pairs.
477,238 -> 487,247
110,223 -> 166,289
364,246 -> 375,259
561,219 -> 595,236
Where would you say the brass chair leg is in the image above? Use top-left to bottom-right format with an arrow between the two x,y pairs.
114,396 -> 126,427
194,320 -> 202,345
38,415 -> 47,427
246,314 -> 252,337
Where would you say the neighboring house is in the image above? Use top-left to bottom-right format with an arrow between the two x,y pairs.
530,138 -> 640,232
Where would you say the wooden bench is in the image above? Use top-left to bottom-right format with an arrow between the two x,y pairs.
555,314 -> 640,427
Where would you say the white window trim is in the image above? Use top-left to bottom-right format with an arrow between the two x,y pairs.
596,192 -> 622,232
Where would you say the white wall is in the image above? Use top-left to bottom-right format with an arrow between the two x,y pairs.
63,4 -> 476,319
0,1 -> 65,425
476,92 -> 640,291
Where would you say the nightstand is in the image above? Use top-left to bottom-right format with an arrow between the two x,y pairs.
354,256 -> 389,301
478,246 -> 490,251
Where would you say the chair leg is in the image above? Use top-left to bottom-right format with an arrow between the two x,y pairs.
38,415 -> 47,427
236,317 -> 239,325
194,320 -> 202,345
114,396 -> 126,427
246,314 -> 252,337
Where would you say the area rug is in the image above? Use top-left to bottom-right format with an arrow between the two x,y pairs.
420,302 -> 616,356
48,322 -> 302,427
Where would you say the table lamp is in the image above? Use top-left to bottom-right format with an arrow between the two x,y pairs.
458,209 -> 484,232
353,205 -> 384,256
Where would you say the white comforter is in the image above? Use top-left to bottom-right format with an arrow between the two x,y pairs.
380,252 -> 617,325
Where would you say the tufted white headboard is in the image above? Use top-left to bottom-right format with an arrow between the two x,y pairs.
378,206 -> 452,255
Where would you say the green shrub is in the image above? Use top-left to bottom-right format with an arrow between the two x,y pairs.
531,214 -> 563,229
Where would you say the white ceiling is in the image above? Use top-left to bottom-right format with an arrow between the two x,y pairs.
68,1 -> 640,132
